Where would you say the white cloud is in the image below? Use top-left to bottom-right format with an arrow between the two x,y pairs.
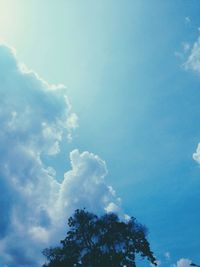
173,258 -> 191,267
56,149 -> 121,224
193,143 -> 200,164
185,37 -> 200,167
184,36 -> 200,74
0,45 -> 122,267
105,202 -> 120,213
67,112 -> 79,142
185,44 -> 200,267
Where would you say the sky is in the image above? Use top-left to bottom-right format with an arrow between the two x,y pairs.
0,1 -> 200,267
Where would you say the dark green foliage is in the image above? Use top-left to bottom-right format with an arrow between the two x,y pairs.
43,209 -> 157,267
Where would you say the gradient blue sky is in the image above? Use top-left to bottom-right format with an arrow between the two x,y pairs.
1,1 -> 200,267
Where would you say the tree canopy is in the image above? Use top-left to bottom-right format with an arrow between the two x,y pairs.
43,209 -> 157,267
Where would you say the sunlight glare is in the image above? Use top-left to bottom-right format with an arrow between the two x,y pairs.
0,0 -> 22,43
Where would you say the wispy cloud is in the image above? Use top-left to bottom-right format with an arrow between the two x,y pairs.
182,42 -> 190,53
0,45 -> 121,267
193,143 -> 200,164
185,16 -> 191,25
164,251 -> 170,260
184,35 -> 200,74
174,42 -> 191,60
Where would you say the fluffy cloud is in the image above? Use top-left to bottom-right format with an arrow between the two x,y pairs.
173,258 -> 191,267
0,45 -> 121,267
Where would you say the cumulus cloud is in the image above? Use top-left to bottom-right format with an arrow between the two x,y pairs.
0,45 -> 121,267
173,258 -> 191,267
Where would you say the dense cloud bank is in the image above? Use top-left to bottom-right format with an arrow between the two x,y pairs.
0,45 -> 121,267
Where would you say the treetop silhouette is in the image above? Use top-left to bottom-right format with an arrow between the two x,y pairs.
43,209 -> 157,267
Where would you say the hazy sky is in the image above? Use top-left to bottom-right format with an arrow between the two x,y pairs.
0,1 -> 200,267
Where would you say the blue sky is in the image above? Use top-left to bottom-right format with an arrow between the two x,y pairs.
0,1 -> 200,267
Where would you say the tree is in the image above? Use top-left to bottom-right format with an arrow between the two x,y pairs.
43,209 -> 157,267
